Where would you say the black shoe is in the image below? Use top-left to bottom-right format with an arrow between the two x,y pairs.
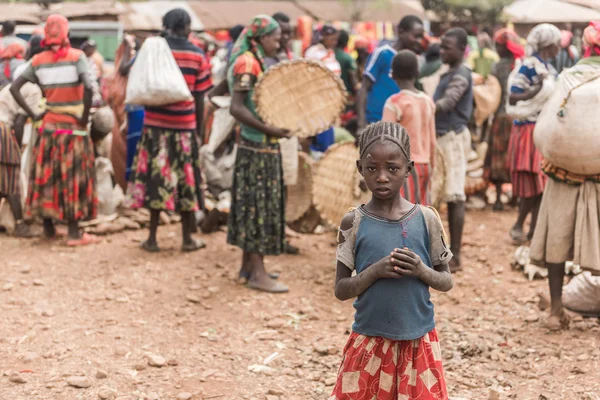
285,242 -> 300,255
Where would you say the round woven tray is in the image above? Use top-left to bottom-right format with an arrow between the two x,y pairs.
312,142 -> 371,227
286,152 -> 314,222
430,146 -> 447,209
254,59 -> 347,138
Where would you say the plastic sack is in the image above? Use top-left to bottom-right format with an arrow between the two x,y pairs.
534,60 -> 600,174
280,136 -> 299,186
506,58 -> 555,121
206,97 -> 235,154
563,272 -> 600,315
125,37 -> 192,106
95,157 -> 122,216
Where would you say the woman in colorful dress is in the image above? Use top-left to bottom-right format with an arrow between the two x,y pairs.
0,36 -> 43,237
227,15 -> 290,293
487,28 -> 524,211
11,15 -> 98,246
126,9 -> 212,253
507,24 -> 560,244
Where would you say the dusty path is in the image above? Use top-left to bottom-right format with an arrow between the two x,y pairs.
1,209 -> 599,400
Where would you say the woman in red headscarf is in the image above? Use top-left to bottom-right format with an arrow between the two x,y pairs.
0,42 -> 26,88
10,14 -> 98,246
486,28 -> 524,211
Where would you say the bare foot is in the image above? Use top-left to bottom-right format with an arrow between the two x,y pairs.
141,240 -> 160,253
247,275 -> 289,293
181,238 -> 206,252
450,258 -> 462,273
510,226 -> 527,245
547,310 -> 570,331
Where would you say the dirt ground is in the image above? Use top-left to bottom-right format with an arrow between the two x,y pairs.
1,208 -> 599,400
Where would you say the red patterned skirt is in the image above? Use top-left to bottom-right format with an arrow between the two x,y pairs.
25,129 -> 97,222
486,113 -> 512,183
330,330 -> 448,400
401,163 -> 431,206
507,123 -> 547,198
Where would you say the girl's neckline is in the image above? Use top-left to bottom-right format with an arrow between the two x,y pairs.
358,203 -> 419,223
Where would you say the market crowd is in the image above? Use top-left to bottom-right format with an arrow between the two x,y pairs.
1,8 -> 600,400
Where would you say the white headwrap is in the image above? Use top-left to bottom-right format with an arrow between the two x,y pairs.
526,23 -> 561,54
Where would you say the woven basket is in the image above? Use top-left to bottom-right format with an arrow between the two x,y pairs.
312,142 -> 370,227
286,152 -> 314,222
254,59 -> 347,138
430,146 -> 447,209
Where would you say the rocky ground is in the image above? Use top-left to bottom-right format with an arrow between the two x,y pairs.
1,209 -> 599,400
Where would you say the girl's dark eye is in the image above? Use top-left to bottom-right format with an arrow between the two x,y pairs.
389,166 -> 398,172
367,167 -> 377,172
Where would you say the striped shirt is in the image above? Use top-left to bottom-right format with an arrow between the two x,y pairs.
20,48 -> 88,127
144,36 -> 213,131
509,54 -> 556,124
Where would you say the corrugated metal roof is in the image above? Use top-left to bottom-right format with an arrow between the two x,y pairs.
189,1 -> 305,30
120,1 -> 204,31
0,3 -> 41,25
504,0 -> 600,23
45,1 -> 125,19
296,0 -> 425,22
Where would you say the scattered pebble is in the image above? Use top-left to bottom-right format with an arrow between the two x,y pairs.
66,376 -> 92,388
95,370 -> 108,379
9,373 -> 27,384
266,319 -> 286,329
115,346 -> 129,356
2,283 -> 13,291
133,364 -> 147,371
177,393 -> 192,400
20,265 -> 32,274
148,355 -> 166,368
186,294 -> 201,304
98,387 -> 117,400
32,279 -> 45,286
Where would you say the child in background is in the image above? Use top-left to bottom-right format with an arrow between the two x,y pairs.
433,27 -> 473,272
383,50 -> 436,205
330,121 -> 453,400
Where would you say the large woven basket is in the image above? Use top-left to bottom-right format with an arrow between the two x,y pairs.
430,146 -> 447,209
286,152 -> 314,222
312,142 -> 371,227
254,59 -> 347,138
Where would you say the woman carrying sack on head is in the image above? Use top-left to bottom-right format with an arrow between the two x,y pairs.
227,15 -> 291,293
11,15 -> 98,246
126,9 -> 212,253
530,22 -> 600,331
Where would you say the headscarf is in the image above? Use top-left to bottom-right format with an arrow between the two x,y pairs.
227,15 -> 279,89
583,21 -> 600,57
526,23 -> 561,55
493,28 -> 525,60
560,30 -> 573,49
1,42 -> 25,80
41,14 -> 70,61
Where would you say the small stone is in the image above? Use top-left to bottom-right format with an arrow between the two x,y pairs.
20,265 -> 32,274
313,343 -> 329,355
207,286 -> 219,294
577,354 -> 590,361
325,377 -> 337,386
98,387 -> 117,400
41,309 -> 54,317
148,355 -> 166,368
524,314 -> 539,323
177,393 -> 192,400
188,284 -> 202,291
9,373 -> 27,384
268,389 -> 284,396
22,352 -> 38,363
167,359 -> 179,366
115,346 -> 129,356
3,283 -> 14,291
67,376 -> 92,388
95,370 -> 108,379
266,319 -> 286,329
133,363 -> 147,371
32,279 -> 45,286
266,396 -> 279,400
186,294 -> 201,304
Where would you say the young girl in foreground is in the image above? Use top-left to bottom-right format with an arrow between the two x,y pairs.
331,121 -> 453,400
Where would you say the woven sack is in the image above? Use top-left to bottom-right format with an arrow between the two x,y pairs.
280,136 -> 299,186
254,59 -> 346,138
125,37 -> 192,106
534,60 -> 600,174
430,146 -> 446,209
286,152 -> 314,222
473,74 -> 501,127
312,142 -> 370,227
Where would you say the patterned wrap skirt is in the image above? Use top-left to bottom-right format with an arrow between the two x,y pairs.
0,121 -> 21,196
227,139 -> 286,256
25,129 -> 97,221
401,162 -> 431,206
126,127 -> 204,212
507,123 -> 547,198
486,113 -> 512,183
330,330 -> 448,400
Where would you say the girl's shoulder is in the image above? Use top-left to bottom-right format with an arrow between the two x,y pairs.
232,51 -> 261,76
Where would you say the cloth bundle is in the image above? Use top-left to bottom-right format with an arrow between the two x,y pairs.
125,37 -> 192,106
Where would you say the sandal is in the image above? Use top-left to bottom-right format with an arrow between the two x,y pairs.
140,240 -> 160,253
247,280 -> 289,294
510,227 -> 527,245
181,238 -> 206,252
238,270 -> 280,283
67,233 -> 100,247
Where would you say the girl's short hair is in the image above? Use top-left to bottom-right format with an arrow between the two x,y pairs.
357,121 -> 411,162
